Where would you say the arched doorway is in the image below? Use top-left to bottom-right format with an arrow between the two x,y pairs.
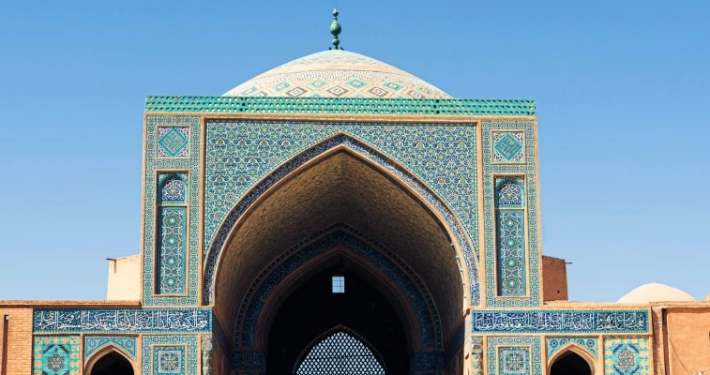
268,266 -> 408,374
209,143 -> 470,374
549,351 -> 593,375
88,352 -> 133,375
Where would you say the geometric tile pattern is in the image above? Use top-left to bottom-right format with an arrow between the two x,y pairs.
236,224 -> 440,349
546,337 -> 598,360
495,177 -> 525,208
143,116 -> 201,306
33,335 -> 80,375
84,336 -> 137,361
603,336 -> 650,375
142,335 -> 198,375
202,335 -> 213,375
498,347 -> 530,374
496,210 -> 527,297
156,207 -> 187,295
493,132 -> 525,163
296,331 -> 385,375
158,127 -> 190,158
471,310 -> 649,334
159,174 -> 188,204
155,346 -> 185,374
204,121 -> 480,306
146,97 -> 537,117
33,308 -> 211,333
486,336 -> 542,375
471,337 -> 483,375
224,50 -> 450,99
482,120 -> 540,307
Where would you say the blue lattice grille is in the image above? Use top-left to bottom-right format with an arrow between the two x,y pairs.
297,332 -> 385,375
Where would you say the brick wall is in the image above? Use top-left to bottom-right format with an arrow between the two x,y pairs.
0,308 -> 33,375
107,254 -> 141,300
541,256 -> 568,301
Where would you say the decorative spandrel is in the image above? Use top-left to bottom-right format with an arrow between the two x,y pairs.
296,331 -> 385,375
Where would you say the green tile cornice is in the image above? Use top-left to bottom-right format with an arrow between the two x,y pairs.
145,96 -> 536,116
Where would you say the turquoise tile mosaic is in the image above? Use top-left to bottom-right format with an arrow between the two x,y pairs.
33,335 -> 80,375
142,335 -> 198,375
498,346 -> 531,375
203,122 -> 481,306
145,97 -> 536,116
158,127 -> 190,158
144,116 -> 201,306
492,132 -> 525,163
472,310 -> 649,334
603,336 -> 650,375
482,120 -> 540,307
33,308 -> 212,333
495,177 -> 527,297
235,224 -> 440,349
486,336 -> 542,375
157,206 -> 187,295
546,336 -> 598,361
84,336 -> 137,361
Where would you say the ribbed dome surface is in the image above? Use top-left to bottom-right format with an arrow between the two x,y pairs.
617,283 -> 696,303
224,50 -> 450,99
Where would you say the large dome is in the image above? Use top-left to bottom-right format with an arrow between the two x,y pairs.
224,50 -> 451,99
617,283 -> 696,303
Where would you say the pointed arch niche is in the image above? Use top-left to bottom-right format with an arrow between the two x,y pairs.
547,343 -> 596,375
294,325 -> 386,375
84,346 -> 136,375
205,133 -> 471,352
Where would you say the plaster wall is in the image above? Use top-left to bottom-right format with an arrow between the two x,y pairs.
664,306 -> 710,374
542,255 -> 568,301
107,254 -> 141,300
0,307 -> 33,375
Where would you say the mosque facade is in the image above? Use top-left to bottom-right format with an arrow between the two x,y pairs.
1,11 -> 709,375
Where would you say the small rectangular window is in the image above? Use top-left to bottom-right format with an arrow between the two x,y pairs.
332,276 -> 345,293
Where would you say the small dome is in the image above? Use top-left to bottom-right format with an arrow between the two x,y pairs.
224,50 -> 451,99
617,283 -> 696,303
704,292 -> 710,301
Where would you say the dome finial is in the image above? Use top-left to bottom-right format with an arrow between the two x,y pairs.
330,8 -> 342,50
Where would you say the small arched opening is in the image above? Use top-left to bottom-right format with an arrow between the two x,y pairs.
87,351 -> 134,375
549,351 -> 593,375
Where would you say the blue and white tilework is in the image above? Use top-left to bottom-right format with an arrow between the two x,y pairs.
144,116 -> 201,306
142,335 -> 198,375
158,127 -> 190,158
482,120 -> 539,307
487,336 -> 542,375
472,310 -> 649,334
498,347 -> 531,375
33,308 -> 212,333
84,336 -> 137,361
546,337 -> 598,361
492,132 -> 525,163
603,336 -> 650,375
236,224 -> 440,349
203,125 -> 481,306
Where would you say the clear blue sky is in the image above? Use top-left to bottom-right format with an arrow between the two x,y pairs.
0,0 -> 708,302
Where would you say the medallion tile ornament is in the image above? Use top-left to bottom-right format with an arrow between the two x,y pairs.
142,336 -> 198,375
158,127 -> 190,158
492,132 -> 525,163
486,336 -> 542,375
157,207 -> 187,294
144,116 -> 201,306
203,125 -> 481,307
603,336 -> 650,375
84,336 -> 137,361
33,308 -> 212,333
546,336 -> 598,360
472,310 -> 649,334
498,347 -> 530,375
33,336 -> 80,375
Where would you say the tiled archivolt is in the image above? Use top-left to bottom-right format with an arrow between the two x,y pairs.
84,336 -> 137,361
204,121 -> 480,299
546,336 -> 598,360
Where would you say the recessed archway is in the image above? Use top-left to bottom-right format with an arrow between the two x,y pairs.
209,141 -> 469,355
549,348 -> 594,375
85,350 -> 134,375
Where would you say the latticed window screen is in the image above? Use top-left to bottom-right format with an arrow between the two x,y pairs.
332,276 -> 345,293
296,331 -> 385,375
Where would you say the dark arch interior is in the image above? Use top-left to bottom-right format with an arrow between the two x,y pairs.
550,351 -> 593,375
90,352 -> 133,375
267,265 -> 409,375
